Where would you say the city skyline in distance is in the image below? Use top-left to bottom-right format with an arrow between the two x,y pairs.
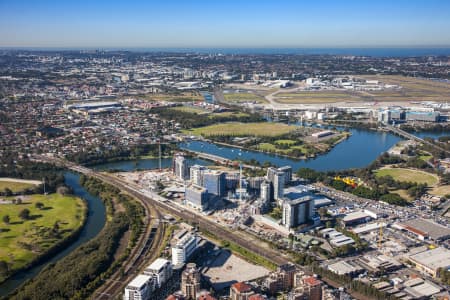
1,0 -> 450,48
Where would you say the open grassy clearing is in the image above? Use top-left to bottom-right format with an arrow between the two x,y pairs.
274,139 -> 298,145
0,193 -> 86,279
390,189 -> 415,202
208,111 -> 250,118
139,92 -> 203,102
183,122 -> 298,137
429,185 -> 450,197
0,180 -> 38,193
223,92 -> 268,103
274,90 -> 359,103
359,75 -> 450,102
169,106 -> 210,114
374,168 -> 439,186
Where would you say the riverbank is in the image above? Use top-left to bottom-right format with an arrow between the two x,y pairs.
0,171 -> 107,297
207,132 -> 350,161
0,193 -> 87,284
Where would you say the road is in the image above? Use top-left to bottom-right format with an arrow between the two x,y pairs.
384,124 -> 450,155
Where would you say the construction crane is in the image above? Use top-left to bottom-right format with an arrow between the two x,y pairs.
378,224 -> 383,251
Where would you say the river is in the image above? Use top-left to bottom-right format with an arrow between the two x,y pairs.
92,128 -> 449,173
1,127 -> 447,295
181,128 -> 402,171
0,171 -> 106,296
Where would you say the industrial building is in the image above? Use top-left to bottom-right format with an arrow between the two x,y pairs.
124,274 -> 154,300
394,218 -> 450,242
341,211 -> 372,227
143,258 -> 173,288
408,247 -> 450,277
171,230 -> 198,266
328,260 -> 364,276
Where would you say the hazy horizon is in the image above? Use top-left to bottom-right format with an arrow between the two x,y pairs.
1,0 -> 450,48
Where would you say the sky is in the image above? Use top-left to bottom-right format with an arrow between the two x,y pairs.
0,0 -> 450,48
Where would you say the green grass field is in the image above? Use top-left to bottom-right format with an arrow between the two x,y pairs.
169,106 -> 210,114
0,194 -> 86,279
274,139 -> 298,145
183,122 -> 298,137
0,180 -> 37,193
374,168 -> 439,186
223,93 -> 268,103
430,185 -> 450,197
208,111 -> 250,118
274,90 -> 357,104
390,189 -> 414,202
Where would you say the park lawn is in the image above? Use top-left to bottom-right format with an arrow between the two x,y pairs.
274,139 -> 298,146
430,185 -> 450,197
374,168 -> 439,186
0,193 -> 86,279
139,92 -> 203,102
258,143 -> 290,154
223,93 -> 267,103
183,122 -> 298,137
169,106 -> 210,114
391,189 -> 415,202
0,181 -> 37,193
209,111 -> 249,118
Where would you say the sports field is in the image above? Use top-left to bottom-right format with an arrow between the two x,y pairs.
0,194 -> 86,280
374,168 -> 439,186
183,122 -> 298,137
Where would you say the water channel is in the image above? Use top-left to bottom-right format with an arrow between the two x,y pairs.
1,127 -> 448,295
0,171 -> 106,296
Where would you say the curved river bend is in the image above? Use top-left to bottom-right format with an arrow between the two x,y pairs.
0,171 -> 106,297
1,127 -> 448,295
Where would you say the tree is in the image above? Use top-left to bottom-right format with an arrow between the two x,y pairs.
35,202 -> 44,210
3,188 -> 12,196
0,260 -> 8,276
56,186 -> 70,195
2,215 -> 10,225
19,208 -> 30,220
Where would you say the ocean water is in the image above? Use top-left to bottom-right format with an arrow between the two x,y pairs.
3,47 -> 450,57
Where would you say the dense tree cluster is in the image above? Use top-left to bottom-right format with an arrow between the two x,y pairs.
11,176 -> 145,300
296,151 -> 437,206
0,154 -> 66,195
151,107 -> 263,128
67,143 -> 177,165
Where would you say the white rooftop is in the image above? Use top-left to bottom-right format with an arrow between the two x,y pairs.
409,247 -> 450,271
343,211 -> 370,222
127,274 -> 152,289
147,258 -> 170,271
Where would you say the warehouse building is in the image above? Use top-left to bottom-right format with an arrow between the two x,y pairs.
408,247 -> 450,277
394,218 -> 450,242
